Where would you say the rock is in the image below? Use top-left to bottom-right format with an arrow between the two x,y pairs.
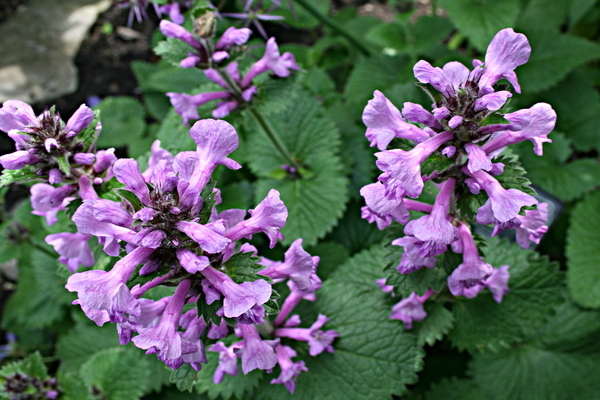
0,0 -> 111,104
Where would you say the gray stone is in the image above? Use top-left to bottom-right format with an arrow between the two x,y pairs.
0,0 -> 111,104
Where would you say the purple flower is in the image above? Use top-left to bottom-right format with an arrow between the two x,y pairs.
66,247 -> 155,322
464,143 -> 492,173
360,181 -> 410,229
275,314 -> 338,356
45,232 -> 94,272
30,183 -> 74,225
0,99 -> 38,132
132,280 -> 197,365
467,168 -> 537,223
167,92 -> 230,125
447,224 -> 494,298
270,344 -> 308,393
260,238 -> 320,292
404,178 -> 458,256
363,91 -> 431,150
187,119 -> 241,189
514,202 -> 549,249
484,265 -> 510,303
225,189 -> 287,247
477,28 -> 531,94
481,103 -> 556,156
236,323 -> 279,374
390,289 -> 434,329
376,131 -> 454,199
391,236 -> 438,274
241,38 -> 299,87
216,27 -> 252,50
210,342 -> 239,383
160,19 -> 201,48
200,266 -> 272,319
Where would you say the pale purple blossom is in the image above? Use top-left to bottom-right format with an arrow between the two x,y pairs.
390,289 -> 435,329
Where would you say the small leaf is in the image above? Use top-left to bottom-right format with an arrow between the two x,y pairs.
95,97 -> 146,149
154,37 -> 192,67
170,364 -> 198,392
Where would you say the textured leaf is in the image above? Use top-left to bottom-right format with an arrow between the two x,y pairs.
2,249 -> 73,331
438,0 -> 520,51
0,167 -> 41,188
519,70 -> 600,153
345,55 -> 414,111
413,302 -> 454,346
467,298 -> 600,400
155,108 -> 196,152
567,190 -> 600,308
260,247 -> 425,400
246,92 -> 348,246
365,16 -> 453,56
448,237 -> 564,352
56,322 -> 120,374
80,347 -> 149,400
516,0 -> 569,31
59,372 -> 93,400
170,364 -> 198,392
517,29 -> 600,93
0,352 -> 47,379
154,37 -> 192,67
95,97 -> 147,148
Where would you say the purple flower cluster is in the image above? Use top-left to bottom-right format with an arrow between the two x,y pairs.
0,100 -> 118,272
160,12 -> 298,122
59,119 -> 336,389
361,29 -> 556,326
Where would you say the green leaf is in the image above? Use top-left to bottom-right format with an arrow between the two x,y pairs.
448,237 -> 564,352
271,0 -> 330,30
519,70 -> 600,153
470,341 -> 600,400
115,189 -> 144,212
516,0 -> 569,31
0,352 -> 48,379
154,37 -> 192,66
261,247 -> 424,400
145,66 -> 207,93
170,364 -> 198,392
155,108 -> 196,152
2,249 -> 73,331
56,322 -> 120,375
59,372 -> 93,400
517,29 -> 600,93
246,92 -> 348,246
223,252 -> 264,284
345,54 -> 413,110
0,167 -> 40,187
80,347 -> 149,400
95,97 -> 147,149
567,190 -> 600,308
413,302 -> 454,346
438,0 -> 521,52
365,16 -> 454,56
196,348 -> 263,400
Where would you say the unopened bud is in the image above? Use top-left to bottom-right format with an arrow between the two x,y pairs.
194,11 -> 216,38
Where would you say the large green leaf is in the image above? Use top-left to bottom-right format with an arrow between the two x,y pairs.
448,237 -> 564,352
95,97 -> 147,149
516,0 -> 569,31
566,190 -> 600,308
246,91 -> 348,246
438,0 -> 521,52
344,54 -> 413,111
517,29 -> 600,93
259,246 -> 425,400
469,302 -> 600,400
80,347 -> 150,400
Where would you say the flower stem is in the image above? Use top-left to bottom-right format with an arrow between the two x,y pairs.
293,0 -> 372,56
217,69 -> 303,172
